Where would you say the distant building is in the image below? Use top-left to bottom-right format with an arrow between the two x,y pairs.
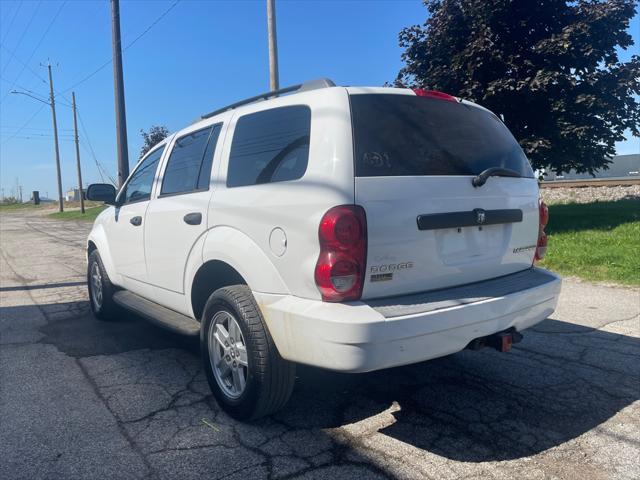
64,188 -> 82,202
543,154 -> 640,181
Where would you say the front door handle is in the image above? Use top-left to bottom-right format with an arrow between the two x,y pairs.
183,212 -> 202,225
130,216 -> 142,226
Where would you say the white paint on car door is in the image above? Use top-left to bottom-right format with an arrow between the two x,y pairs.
144,121 -> 226,296
109,144 -> 166,292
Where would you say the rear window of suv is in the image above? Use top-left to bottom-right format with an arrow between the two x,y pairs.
350,94 -> 534,178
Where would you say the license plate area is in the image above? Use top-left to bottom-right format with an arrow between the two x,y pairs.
436,224 -> 510,266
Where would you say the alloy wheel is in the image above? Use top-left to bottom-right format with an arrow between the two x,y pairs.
208,310 -> 249,399
90,262 -> 103,310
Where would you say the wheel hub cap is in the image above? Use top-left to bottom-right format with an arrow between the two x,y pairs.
208,311 -> 248,399
90,262 -> 103,309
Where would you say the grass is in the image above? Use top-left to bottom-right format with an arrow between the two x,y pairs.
0,200 -> 106,221
539,199 -> 640,286
0,200 -> 103,212
47,205 -> 107,222
0,202 -> 43,211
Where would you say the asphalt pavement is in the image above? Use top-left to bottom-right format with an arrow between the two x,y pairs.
1,211 -> 638,480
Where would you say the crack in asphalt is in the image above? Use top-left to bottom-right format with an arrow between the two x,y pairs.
75,357 -> 157,478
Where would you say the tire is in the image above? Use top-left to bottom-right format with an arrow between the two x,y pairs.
87,250 -> 119,320
201,285 -> 296,420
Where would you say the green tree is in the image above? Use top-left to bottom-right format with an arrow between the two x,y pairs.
396,0 -> 640,174
139,125 -> 169,158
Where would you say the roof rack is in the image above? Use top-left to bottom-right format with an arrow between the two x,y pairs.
200,78 -> 336,120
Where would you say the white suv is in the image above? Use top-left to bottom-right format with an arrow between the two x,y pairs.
86,79 -> 561,420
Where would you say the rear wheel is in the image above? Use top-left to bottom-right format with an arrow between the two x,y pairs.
201,285 -> 295,420
87,250 -> 118,320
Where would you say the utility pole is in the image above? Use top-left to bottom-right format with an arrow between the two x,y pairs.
71,92 -> 85,214
45,63 -> 64,212
266,0 -> 279,91
110,0 -> 130,187
15,178 -> 23,203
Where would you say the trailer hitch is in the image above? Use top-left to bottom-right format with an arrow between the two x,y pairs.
465,328 -> 523,353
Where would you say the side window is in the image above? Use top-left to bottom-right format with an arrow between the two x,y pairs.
227,105 -> 311,188
161,124 -> 221,196
121,146 -> 164,204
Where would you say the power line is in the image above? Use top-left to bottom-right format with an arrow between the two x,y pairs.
0,131 -> 74,138
123,0 -> 181,51
0,72 -> 48,100
0,45 -> 48,86
1,0 -> 43,75
0,125 -> 73,132
0,104 -> 45,147
61,0 -> 181,93
0,73 -> 36,88
0,1 -> 66,104
79,141 -> 106,184
76,107 -> 116,185
0,134 -> 74,141
0,2 -> 22,46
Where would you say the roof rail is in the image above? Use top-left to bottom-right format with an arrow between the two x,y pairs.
200,78 -> 335,120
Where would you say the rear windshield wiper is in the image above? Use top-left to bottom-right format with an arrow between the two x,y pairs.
472,167 -> 522,187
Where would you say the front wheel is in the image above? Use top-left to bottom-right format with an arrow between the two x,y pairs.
201,285 -> 295,420
87,250 -> 118,320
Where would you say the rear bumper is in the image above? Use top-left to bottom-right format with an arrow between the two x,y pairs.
255,267 -> 561,373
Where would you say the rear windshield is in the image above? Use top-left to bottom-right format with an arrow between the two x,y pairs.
350,94 -> 534,178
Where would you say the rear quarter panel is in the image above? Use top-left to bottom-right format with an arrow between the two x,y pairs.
208,87 -> 354,299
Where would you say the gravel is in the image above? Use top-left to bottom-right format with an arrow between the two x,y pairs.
540,185 -> 640,204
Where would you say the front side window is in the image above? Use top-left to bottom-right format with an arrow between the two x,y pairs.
161,124 -> 221,195
350,94 -> 534,178
227,105 -> 311,188
120,146 -> 164,204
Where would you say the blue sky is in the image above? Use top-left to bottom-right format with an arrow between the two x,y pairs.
0,0 -> 638,199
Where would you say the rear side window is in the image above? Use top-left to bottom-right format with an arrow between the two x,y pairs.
227,105 -> 311,187
350,94 -> 534,178
161,124 -> 222,195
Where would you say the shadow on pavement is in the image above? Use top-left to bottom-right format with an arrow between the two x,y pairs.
5,300 -> 639,466
34,301 -> 198,357
358,317 -> 639,461
0,281 -> 87,293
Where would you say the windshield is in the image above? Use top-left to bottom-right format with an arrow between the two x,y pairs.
350,94 -> 534,178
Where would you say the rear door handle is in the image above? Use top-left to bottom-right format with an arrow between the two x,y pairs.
183,212 -> 202,225
130,216 -> 142,226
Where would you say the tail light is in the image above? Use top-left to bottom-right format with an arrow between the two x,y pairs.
314,205 -> 367,302
534,200 -> 549,261
413,89 -> 457,102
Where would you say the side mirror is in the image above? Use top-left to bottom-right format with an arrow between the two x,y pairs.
86,183 -> 116,205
